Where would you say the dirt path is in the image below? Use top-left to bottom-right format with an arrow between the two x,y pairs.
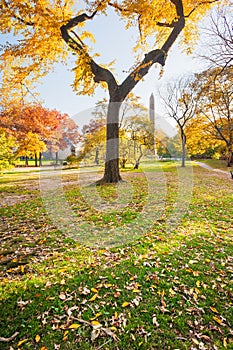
195,161 -> 232,178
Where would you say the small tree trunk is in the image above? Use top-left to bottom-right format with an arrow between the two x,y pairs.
100,102 -> 122,183
25,156 -> 28,167
55,151 -> 59,165
121,158 -> 127,168
39,152 -> 42,166
95,148 -> 99,165
35,153 -> 38,167
134,145 -> 143,169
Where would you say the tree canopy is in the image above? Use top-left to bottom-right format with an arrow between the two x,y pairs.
0,0 -> 227,102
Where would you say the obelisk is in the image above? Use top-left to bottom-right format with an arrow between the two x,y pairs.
149,93 -> 157,156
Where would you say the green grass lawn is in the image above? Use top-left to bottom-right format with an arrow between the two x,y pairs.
0,161 -> 232,349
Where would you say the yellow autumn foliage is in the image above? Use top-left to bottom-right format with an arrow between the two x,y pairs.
0,0 -> 229,103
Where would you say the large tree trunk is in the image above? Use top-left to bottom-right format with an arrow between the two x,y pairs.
99,102 -> 122,183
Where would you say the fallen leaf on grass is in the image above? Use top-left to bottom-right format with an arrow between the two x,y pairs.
59,292 -> 66,300
210,306 -> 219,314
90,312 -> 102,320
89,294 -> 98,302
213,316 -> 225,326
152,315 -> 159,327
17,339 -> 28,347
122,301 -> 130,307
91,321 -> 102,329
68,323 -> 81,329
35,334 -> 41,343
91,329 -> 101,341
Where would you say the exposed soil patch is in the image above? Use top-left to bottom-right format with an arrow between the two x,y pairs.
0,193 -> 34,208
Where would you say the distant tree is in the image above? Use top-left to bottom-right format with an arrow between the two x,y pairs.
160,77 -> 197,167
193,67 -> 233,166
47,115 -> 81,164
16,132 -> 46,166
0,129 -> 16,172
185,115 -> 224,159
79,118 -> 106,165
123,115 -> 154,169
0,104 -> 71,165
198,6 -> 233,70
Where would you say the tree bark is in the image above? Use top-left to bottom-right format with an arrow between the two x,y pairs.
55,151 -> 59,165
99,102 -> 122,183
181,133 -> 186,167
25,156 -> 28,167
95,148 -> 99,165
39,152 -> 42,166
226,144 -> 232,167
35,153 -> 38,167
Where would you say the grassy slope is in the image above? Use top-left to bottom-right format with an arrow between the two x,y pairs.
0,161 -> 232,349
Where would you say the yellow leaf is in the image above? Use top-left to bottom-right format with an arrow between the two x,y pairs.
91,288 -> 98,293
63,330 -> 69,337
17,339 -> 28,347
40,347 -> 48,350
90,312 -> 102,320
213,316 -> 224,325
89,293 -> 98,301
223,338 -> 228,348
122,301 -> 130,307
210,306 -> 219,314
196,280 -> 201,287
35,334 -> 41,343
193,271 -> 199,276
68,323 -> 81,329
63,330 -> 69,342
91,320 -> 102,329
132,289 -> 140,293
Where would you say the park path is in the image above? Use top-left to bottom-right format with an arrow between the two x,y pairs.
195,161 -> 232,178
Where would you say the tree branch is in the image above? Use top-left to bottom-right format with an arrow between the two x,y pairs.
184,0 -> 220,18
60,10 -> 118,96
119,0 -> 186,101
2,0 -> 34,25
